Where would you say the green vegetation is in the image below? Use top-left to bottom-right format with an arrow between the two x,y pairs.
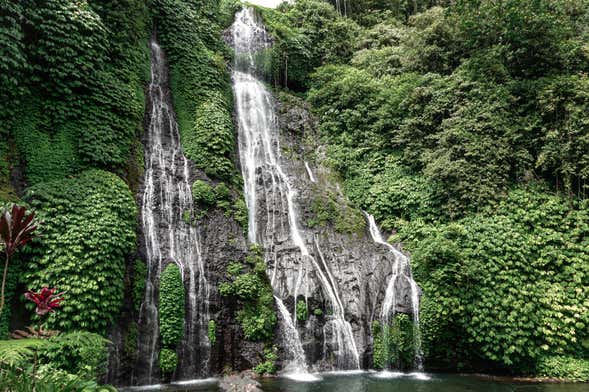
132,259 -> 147,314
158,348 -> 178,375
0,140 -> 17,203
158,263 -> 184,375
257,0 -> 360,90
5,1 -> 149,185
208,320 -> 217,345
192,180 -> 217,207
124,322 -> 138,361
220,246 -> 277,341
159,264 -> 185,348
372,315 -> 417,370
265,0 -> 589,380
307,189 -> 365,234
0,332 -> 114,391
1,0 -> 149,344
296,300 -> 307,322
153,0 -> 240,184
253,346 -> 278,375
23,170 -> 137,332
397,189 -> 589,372
537,356 -> 589,382
40,332 -> 109,380
305,2 -> 589,222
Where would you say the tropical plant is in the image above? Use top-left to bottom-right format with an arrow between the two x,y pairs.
0,331 -> 111,390
159,264 -> 185,348
23,170 -> 137,332
24,287 -> 64,316
0,205 -> 37,313
0,338 -> 47,367
220,246 -> 277,341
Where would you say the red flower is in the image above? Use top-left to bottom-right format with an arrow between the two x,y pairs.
24,287 -> 65,316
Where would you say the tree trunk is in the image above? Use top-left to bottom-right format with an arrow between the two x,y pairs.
0,253 -> 10,314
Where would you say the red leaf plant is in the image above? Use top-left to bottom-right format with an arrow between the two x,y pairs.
24,287 -> 65,316
0,204 -> 38,312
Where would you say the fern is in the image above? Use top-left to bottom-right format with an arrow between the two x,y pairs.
0,365 -> 118,392
43,331 -> 110,379
0,339 -> 48,367
46,331 -> 108,349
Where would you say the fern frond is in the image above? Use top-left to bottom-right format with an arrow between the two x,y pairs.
0,339 -> 48,367
47,331 -> 109,348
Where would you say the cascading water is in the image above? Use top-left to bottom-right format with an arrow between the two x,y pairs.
275,296 -> 318,381
231,7 -> 360,374
136,40 -> 210,384
365,212 -> 423,370
304,162 -> 317,183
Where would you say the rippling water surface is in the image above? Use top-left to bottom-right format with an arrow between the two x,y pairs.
126,373 -> 587,392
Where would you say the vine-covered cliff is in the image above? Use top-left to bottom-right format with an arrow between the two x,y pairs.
0,0 -> 587,388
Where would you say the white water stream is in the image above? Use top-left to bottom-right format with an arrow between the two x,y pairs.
137,40 -> 210,383
231,7 -> 359,376
365,212 -> 423,370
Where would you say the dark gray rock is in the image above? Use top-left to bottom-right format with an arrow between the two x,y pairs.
219,371 -> 263,392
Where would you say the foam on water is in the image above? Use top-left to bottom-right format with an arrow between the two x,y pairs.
282,372 -> 323,382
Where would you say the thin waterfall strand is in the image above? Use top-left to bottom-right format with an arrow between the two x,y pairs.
137,40 -> 210,384
365,212 -> 423,370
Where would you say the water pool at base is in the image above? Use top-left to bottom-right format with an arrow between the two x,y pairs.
127,373 -> 588,392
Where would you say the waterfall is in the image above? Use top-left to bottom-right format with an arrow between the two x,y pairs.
136,40 -> 210,384
275,296 -> 318,381
365,212 -> 423,370
313,236 -> 360,369
231,7 -> 359,374
304,162 -> 317,183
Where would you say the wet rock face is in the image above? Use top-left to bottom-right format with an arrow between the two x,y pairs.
247,93 -> 419,370
107,41 -> 261,386
199,209 -> 265,374
219,371 -> 263,392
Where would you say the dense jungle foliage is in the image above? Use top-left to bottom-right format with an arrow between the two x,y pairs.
0,0 -> 150,388
0,0 -> 251,386
258,0 -> 589,380
1,0 -> 588,386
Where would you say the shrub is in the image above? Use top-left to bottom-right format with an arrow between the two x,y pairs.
258,0 -> 360,90
221,247 -> 277,341
233,197 -> 248,232
399,187 -> 589,371
158,348 -> 177,374
227,262 -> 243,276
237,292 -> 277,341
537,356 -> 589,382
159,264 -> 185,347
42,332 -> 109,380
192,180 -> 216,206
232,274 -> 265,301
208,320 -> 216,345
253,346 -> 278,375
296,300 -> 307,321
